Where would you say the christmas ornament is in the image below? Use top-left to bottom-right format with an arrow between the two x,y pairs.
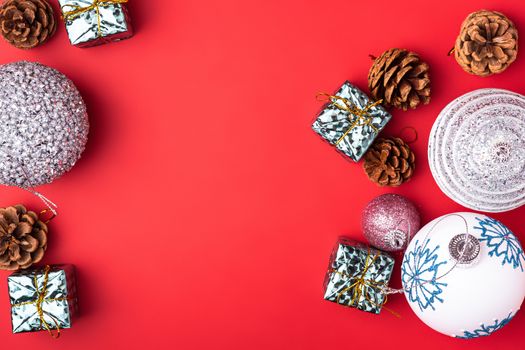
429,88 -> 525,212
0,0 -> 56,49
0,205 -> 47,270
8,264 -> 77,337
401,212 -> 525,338
312,81 -> 391,162
0,61 -> 88,187
362,194 -> 420,252
323,237 -> 394,314
59,0 -> 133,48
368,48 -> 431,110
454,10 -> 518,77
363,137 -> 415,187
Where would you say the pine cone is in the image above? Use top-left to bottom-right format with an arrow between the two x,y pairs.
368,48 -> 431,111
0,0 -> 56,49
0,205 -> 47,270
363,137 -> 415,187
454,10 -> 518,77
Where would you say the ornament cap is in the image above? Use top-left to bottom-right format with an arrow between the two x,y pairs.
448,234 -> 480,266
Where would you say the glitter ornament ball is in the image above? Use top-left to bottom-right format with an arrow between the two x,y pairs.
0,61 -> 88,187
362,193 -> 420,252
402,212 -> 525,339
429,89 -> 525,212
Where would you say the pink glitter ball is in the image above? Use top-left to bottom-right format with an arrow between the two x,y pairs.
362,194 -> 421,252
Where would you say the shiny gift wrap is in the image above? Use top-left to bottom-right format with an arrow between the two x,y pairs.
59,0 -> 133,47
323,238 -> 394,314
8,265 -> 77,334
312,81 -> 391,162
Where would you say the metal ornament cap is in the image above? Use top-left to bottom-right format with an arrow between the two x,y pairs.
448,234 -> 481,266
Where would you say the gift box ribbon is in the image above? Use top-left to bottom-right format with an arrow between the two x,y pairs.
317,93 -> 383,146
62,0 -> 129,38
11,265 -> 69,338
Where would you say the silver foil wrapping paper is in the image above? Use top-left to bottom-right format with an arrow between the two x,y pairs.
312,81 -> 391,162
8,265 -> 77,334
323,238 -> 394,314
59,0 -> 133,47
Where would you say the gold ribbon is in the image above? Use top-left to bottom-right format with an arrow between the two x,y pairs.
333,249 -> 399,317
12,265 -> 68,338
317,93 -> 382,146
62,0 -> 129,38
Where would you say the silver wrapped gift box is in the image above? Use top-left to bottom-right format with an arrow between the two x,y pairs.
8,265 -> 77,334
312,81 -> 391,162
59,0 -> 133,48
323,238 -> 394,314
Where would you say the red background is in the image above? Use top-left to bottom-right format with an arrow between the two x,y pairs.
0,0 -> 524,348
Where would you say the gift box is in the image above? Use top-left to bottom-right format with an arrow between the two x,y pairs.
312,81 -> 391,162
59,0 -> 133,48
323,238 -> 394,314
7,265 -> 78,335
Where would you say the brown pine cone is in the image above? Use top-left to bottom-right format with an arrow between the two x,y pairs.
0,0 -> 56,49
368,48 -> 431,111
0,205 -> 47,270
363,137 -> 415,187
454,10 -> 518,76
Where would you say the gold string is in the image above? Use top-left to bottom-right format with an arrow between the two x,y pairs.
61,0 -> 129,38
317,93 -> 383,146
333,249 -> 400,317
12,265 -> 68,338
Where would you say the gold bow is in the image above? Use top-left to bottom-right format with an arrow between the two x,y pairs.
12,265 -> 68,338
62,0 -> 129,38
317,93 -> 382,146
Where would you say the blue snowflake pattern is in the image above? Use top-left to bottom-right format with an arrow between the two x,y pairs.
401,239 -> 448,312
475,217 -> 525,271
456,312 -> 516,339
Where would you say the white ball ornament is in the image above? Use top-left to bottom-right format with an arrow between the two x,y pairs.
401,212 -> 525,338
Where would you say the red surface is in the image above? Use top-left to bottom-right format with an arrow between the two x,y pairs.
0,0 -> 524,348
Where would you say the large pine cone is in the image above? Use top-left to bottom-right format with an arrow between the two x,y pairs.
0,205 -> 47,270
0,0 -> 56,49
363,137 -> 415,187
368,48 -> 431,111
454,10 -> 518,77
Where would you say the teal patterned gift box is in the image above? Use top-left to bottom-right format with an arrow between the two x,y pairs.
312,81 -> 391,162
323,238 -> 394,314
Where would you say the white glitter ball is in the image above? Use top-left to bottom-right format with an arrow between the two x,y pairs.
0,61 -> 89,187
429,88 -> 525,212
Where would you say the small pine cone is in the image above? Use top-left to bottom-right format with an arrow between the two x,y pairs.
454,10 -> 518,76
0,205 -> 47,270
363,137 -> 415,187
368,48 -> 431,111
0,0 -> 56,49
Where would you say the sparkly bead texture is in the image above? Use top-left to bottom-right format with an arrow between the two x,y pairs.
0,61 -> 88,187
362,193 -> 421,252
